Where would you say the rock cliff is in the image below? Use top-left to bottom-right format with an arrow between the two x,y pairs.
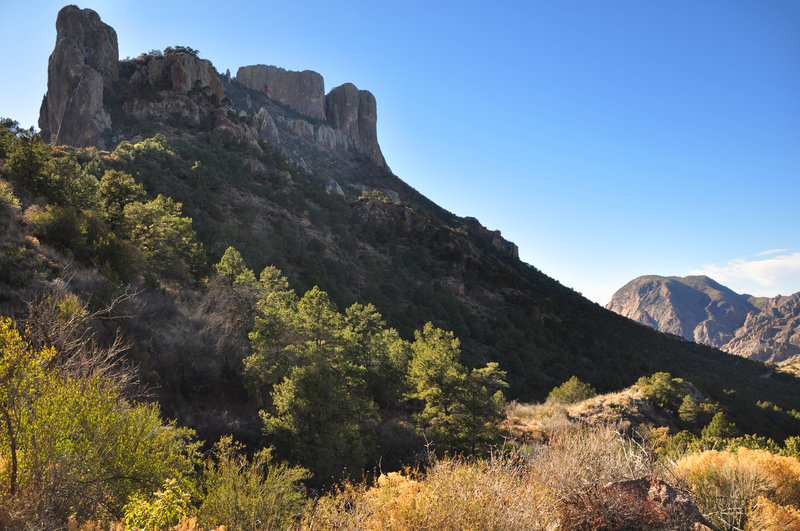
38,7 -> 388,170
39,5 -> 118,148
233,67 -> 386,168
235,65 -> 326,120
607,275 -> 800,362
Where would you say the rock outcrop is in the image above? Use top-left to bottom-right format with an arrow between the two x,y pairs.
462,217 -> 519,259
235,65 -> 325,120
39,5 -> 118,148
607,275 -> 800,362
127,52 -> 224,101
38,8 -> 388,168
232,67 -> 387,168
325,83 -> 385,167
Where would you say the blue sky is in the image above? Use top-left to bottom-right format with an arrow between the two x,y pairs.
2,1 -> 799,304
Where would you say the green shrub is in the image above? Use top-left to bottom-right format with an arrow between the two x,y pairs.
547,375 -> 597,404
25,204 -> 87,253
0,179 -> 20,212
701,411 -> 740,439
636,372 -> 686,410
199,436 -> 309,530
124,478 -> 191,530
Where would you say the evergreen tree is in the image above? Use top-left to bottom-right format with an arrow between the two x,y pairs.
99,170 -> 146,229
702,412 -> 740,439
406,323 -> 507,453
214,246 -> 256,286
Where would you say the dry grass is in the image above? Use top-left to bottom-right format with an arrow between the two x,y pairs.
65,517 -> 225,530
676,448 -> 800,529
302,456 -> 552,530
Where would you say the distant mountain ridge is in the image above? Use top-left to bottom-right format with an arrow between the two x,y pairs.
607,275 -> 800,362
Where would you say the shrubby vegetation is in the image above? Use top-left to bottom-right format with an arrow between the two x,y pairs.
547,375 -> 597,404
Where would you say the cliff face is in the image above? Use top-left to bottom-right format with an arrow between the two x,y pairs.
325,83 -> 385,168
235,65 -> 325,120
607,275 -> 800,362
39,5 -> 118,148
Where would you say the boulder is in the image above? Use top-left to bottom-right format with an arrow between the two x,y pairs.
39,5 -> 118,147
235,65 -> 326,120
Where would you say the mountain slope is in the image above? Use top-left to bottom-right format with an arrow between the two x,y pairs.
607,275 -> 800,362
11,5 -> 800,441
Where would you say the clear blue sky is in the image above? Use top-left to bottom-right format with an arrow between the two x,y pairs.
3,1 -> 799,304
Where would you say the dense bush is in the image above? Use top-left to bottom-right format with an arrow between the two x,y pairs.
199,436 -> 309,530
636,372 -> 686,410
0,316 -> 198,525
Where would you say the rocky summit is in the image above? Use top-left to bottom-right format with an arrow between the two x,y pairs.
39,5 -> 386,169
607,275 -> 800,362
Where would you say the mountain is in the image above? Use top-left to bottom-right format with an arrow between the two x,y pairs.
607,275 -> 800,362
5,4 -> 800,443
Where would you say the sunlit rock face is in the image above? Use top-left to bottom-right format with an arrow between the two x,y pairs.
608,275 -> 800,362
325,83 -> 385,168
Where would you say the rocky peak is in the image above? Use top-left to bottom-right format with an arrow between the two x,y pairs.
39,4 -> 118,148
608,275 -> 800,362
232,66 -> 386,169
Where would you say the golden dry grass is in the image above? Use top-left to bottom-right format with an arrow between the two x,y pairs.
302,457 -> 552,530
677,448 -> 800,529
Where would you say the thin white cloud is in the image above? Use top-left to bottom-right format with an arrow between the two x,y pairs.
689,251 -> 800,294
756,248 -> 790,257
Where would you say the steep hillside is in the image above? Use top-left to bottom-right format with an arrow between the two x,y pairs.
7,5 -> 800,442
608,275 -> 800,363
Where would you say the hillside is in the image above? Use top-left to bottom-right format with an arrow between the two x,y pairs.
5,5 -> 800,527
4,4 -> 800,448
607,275 -> 800,363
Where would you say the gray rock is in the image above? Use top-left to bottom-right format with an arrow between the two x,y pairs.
256,108 -> 281,147
129,53 -> 224,100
